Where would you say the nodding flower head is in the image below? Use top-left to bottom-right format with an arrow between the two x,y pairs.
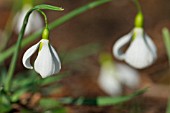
113,27 -> 157,69
14,4 -> 43,35
98,53 -> 140,96
22,31 -> 61,78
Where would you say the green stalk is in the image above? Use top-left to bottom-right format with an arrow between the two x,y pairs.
37,9 -> 48,29
132,0 -> 142,13
59,88 -> 147,106
4,5 -> 58,93
0,0 -> 111,63
4,8 -> 37,93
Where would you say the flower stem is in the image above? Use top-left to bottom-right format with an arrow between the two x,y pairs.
4,4 -> 64,93
132,0 -> 142,13
0,0 -> 112,64
37,9 -> 48,29
4,8 -> 49,93
5,9 -> 35,93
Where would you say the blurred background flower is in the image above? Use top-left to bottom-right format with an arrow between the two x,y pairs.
98,53 -> 140,96
13,4 -> 43,35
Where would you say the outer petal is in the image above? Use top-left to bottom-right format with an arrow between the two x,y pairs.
125,28 -> 156,69
98,65 -> 122,96
34,39 -> 56,78
116,63 -> 140,89
113,32 -> 132,60
22,41 -> 41,69
49,45 -> 61,73
145,34 -> 157,60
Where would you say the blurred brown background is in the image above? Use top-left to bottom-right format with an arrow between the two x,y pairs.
0,0 -> 170,113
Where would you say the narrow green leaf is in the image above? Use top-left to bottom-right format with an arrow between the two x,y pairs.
40,84 -> 62,96
0,0 -> 111,63
39,98 -> 61,109
40,72 -> 69,86
59,88 -> 147,106
12,70 -> 38,89
20,109 -> 33,113
0,94 -> 11,106
162,27 -> 170,65
0,66 -> 7,85
11,88 -> 29,102
0,104 -> 12,113
34,4 -> 64,11
45,108 -> 67,113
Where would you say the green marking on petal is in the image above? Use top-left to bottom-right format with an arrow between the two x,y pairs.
39,42 -> 43,51
132,31 -> 138,41
132,28 -> 143,41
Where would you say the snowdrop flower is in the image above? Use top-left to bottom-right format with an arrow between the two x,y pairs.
113,27 -> 157,69
22,28 -> 61,78
113,12 -> 157,69
13,4 -> 43,35
98,53 -> 140,96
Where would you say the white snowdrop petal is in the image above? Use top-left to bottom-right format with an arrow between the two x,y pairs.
113,32 -> 132,60
34,40 -> 55,78
116,63 -> 140,89
22,41 -> 40,69
113,28 -> 157,69
98,66 -> 122,96
145,34 -> 157,60
125,31 -> 155,69
50,45 -> 61,73
125,37 -> 152,68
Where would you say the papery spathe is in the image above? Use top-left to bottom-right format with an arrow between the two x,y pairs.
14,4 -> 43,35
113,28 -> 157,69
22,39 -> 61,78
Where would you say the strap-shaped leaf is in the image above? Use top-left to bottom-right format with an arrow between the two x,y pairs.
162,28 -> 170,65
34,4 -> 64,11
59,88 -> 147,106
0,0 -> 111,63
